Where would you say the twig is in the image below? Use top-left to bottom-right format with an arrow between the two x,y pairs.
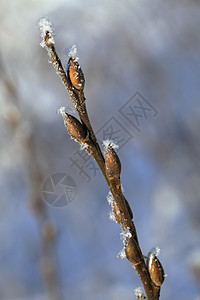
38,17 -> 165,299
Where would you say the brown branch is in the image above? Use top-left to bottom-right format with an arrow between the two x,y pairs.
38,18 -> 165,299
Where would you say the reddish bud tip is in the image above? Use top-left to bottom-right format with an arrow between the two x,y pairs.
147,252 -> 165,287
68,58 -> 85,91
105,145 -> 121,179
63,113 -> 86,142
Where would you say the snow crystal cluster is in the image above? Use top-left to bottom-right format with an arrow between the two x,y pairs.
120,227 -> 132,245
107,191 -> 114,206
38,17 -> 54,48
68,45 -> 79,62
57,106 -> 66,118
103,140 -> 119,151
117,227 -> 132,260
117,247 -> 126,260
134,287 -> 145,299
106,191 -> 119,223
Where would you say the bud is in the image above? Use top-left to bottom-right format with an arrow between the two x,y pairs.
147,252 -> 165,287
125,237 -> 141,265
68,58 -> 85,91
63,113 -> 87,142
105,145 -> 121,179
124,197 -> 133,220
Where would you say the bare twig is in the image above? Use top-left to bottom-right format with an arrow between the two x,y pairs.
38,17 -> 165,299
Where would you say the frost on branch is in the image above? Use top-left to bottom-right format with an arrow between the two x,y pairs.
107,191 -> 114,206
120,227 -> 132,245
109,210 -> 117,223
38,17 -> 54,48
107,191 -> 120,223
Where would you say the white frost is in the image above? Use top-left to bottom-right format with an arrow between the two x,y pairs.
149,246 -> 161,257
38,17 -> 54,48
134,287 -> 145,298
57,106 -> 66,117
120,227 -> 132,245
80,142 -> 89,151
68,45 -> 79,62
109,211 -> 117,223
155,246 -> 161,256
107,191 -> 114,206
117,247 -> 126,259
103,139 -> 119,151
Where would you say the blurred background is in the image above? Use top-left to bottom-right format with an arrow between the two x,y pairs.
1,0 -> 200,299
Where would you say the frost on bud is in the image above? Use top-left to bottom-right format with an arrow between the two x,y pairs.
38,17 -> 55,48
68,57 -> 85,91
147,251 -> 165,287
105,145 -> 121,179
62,112 -> 86,142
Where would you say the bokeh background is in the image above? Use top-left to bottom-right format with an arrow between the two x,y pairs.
1,0 -> 200,299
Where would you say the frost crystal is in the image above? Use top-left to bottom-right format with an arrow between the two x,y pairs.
107,191 -> 114,206
117,247 -> 126,259
134,287 -> 145,299
38,17 -> 54,48
80,142 -> 89,151
155,247 -> 161,256
109,211 -> 117,223
57,106 -> 66,118
150,246 -> 161,257
120,227 -> 132,245
68,45 -> 79,62
103,140 -> 119,151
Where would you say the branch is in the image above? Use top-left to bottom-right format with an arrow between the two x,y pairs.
38,17 -> 165,299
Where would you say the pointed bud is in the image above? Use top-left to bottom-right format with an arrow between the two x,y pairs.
105,145 -> 121,179
147,252 -> 165,287
68,58 -> 85,91
63,113 -> 87,142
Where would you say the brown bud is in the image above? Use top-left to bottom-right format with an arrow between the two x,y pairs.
63,113 -> 87,142
105,145 -> 121,179
147,252 -> 165,286
125,237 -> 142,265
68,58 -> 85,91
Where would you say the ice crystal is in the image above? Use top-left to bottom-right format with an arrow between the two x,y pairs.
68,45 -> 79,62
38,17 -> 54,48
